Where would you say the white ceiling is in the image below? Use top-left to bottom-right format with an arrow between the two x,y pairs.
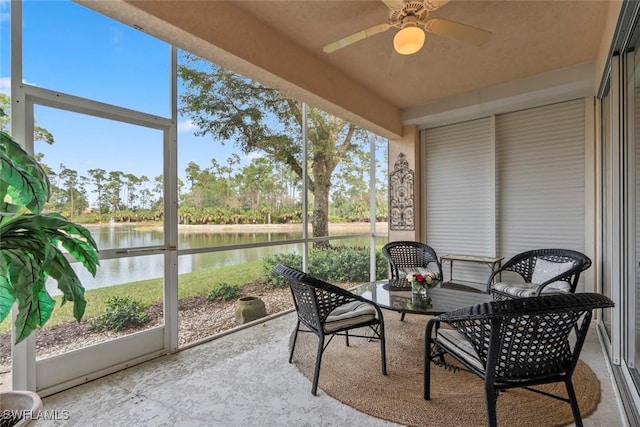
81,0 -> 613,136
230,0 -> 610,108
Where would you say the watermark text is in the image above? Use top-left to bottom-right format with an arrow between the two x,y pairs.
0,409 -> 70,421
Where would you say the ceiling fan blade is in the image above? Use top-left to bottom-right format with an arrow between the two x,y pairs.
387,49 -> 405,75
424,18 -> 492,46
323,24 -> 391,53
423,0 -> 451,11
381,0 -> 404,9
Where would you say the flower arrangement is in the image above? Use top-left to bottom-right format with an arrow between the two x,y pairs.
407,271 -> 436,299
406,272 -> 435,286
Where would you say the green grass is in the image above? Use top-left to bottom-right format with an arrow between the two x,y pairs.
0,260 -> 264,335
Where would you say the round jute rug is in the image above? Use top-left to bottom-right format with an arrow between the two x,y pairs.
291,313 -> 601,427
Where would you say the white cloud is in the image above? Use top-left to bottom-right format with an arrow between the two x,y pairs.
0,77 -> 38,95
178,119 -> 197,133
0,77 -> 9,95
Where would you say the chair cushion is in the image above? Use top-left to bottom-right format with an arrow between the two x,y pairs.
323,301 -> 377,333
531,259 -> 574,291
492,282 -> 568,298
436,328 -> 484,372
399,267 -> 436,279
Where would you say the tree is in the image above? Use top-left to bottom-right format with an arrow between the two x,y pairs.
237,157 -> 278,213
123,173 -> 141,210
224,153 -> 241,199
138,175 -> 151,209
331,146 -> 372,221
59,164 -> 79,218
88,168 -> 107,214
105,171 -> 124,211
178,54 -> 367,245
185,161 -> 201,190
153,175 -> 164,209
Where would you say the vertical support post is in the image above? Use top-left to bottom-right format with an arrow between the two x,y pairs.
302,102 -> 309,271
369,132 -> 377,280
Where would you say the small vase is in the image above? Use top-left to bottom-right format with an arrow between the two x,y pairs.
235,296 -> 267,324
411,291 -> 432,308
411,281 -> 428,297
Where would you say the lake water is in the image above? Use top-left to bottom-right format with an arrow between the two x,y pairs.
52,224 -> 381,295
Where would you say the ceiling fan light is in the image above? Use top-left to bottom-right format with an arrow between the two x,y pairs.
393,26 -> 425,55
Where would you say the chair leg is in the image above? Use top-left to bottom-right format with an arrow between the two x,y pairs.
345,329 -> 350,346
311,335 -> 325,396
289,319 -> 300,364
423,341 -> 432,400
379,322 -> 387,376
485,384 -> 498,427
565,378 -> 584,427
400,312 -> 406,321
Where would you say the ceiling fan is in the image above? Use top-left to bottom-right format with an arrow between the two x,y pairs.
323,0 -> 492,73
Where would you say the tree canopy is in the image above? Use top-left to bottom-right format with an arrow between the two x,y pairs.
177,53 -> 374,242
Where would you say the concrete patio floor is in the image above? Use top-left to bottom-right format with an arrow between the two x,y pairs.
37,311 -> 627,426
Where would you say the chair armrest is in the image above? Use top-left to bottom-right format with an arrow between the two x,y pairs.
486,269 -> 505,293
298,270 -> 386,321
486,256 -> 530,293
485,255 -> 531,292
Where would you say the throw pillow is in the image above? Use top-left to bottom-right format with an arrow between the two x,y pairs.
531,259 -> 574,291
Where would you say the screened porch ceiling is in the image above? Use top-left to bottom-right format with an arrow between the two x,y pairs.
79,0 -> 615,139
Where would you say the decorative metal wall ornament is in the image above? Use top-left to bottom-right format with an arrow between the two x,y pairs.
389,153 -> 415,230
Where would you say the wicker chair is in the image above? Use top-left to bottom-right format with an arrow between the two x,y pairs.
424,292 -> 614,427
382,241 -> 442,280
382,241 -> 442,320
274,263 -> 387,396
487,249 -> 592,300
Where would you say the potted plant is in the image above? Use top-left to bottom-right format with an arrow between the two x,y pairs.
0,114 -> 100,425
0,117 -> 99,344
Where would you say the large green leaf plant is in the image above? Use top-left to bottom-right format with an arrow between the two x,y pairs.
0,126 -> 99,344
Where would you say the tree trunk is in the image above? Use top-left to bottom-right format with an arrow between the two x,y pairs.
312,181 -> 330,249
69,189 -> 74,219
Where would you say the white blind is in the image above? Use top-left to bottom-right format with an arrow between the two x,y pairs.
495,99 -> 586,287
425,118 -> 493,284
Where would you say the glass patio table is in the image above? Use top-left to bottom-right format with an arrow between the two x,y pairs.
352,278 -> 492,316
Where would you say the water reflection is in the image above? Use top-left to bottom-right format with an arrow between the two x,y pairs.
51,225 -> 378,295
89,224 -> 303,251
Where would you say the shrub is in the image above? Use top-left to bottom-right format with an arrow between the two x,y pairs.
262,253 -> 303,288
90,296 -> 152,332
262,246 -> 387,288
206,282 -> 241,301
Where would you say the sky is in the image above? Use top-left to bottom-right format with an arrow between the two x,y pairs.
1,0 -> 387,206
0,0 -> 250,188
